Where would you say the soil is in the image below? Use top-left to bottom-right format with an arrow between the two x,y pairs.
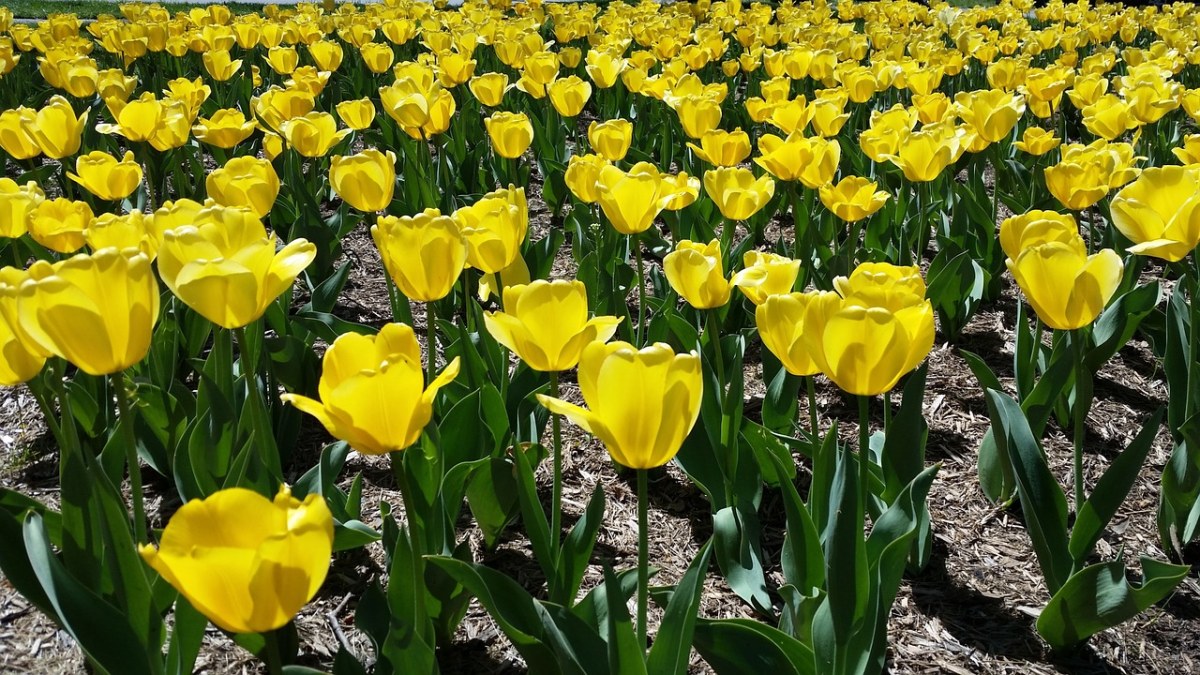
4,174 -> 1200,675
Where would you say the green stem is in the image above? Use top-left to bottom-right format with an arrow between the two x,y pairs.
634,236 -> 646,346
1071,330 -> 1087,510
549,371 -> 563,545
425,301 -> 437,386
858,395 -> 871,516
261,626 -> 285,675
707,310 -> 734,506
806,376 -> 820,442
636,468 -> 649,650
392,451 -> 426,556
113,375 -> 148,544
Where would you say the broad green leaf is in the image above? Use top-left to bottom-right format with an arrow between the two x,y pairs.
598,566 -> 647,675
692,618 -> 816,675
712,505 -> 772,615
646,539 -> 714,675
553,484 -> 606,606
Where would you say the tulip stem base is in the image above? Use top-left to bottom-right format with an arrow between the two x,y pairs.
261,626 -> 286,675
550,372 -> 563,545
636,468 -> 649,651
634,237 -> 646,346
858,395 -> 872,518
426,301 -> 438,385
114,374 -> 148,545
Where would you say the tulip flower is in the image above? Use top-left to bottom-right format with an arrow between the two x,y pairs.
484,111 -> 534,159
139,485 -> 334,634
192,109 -> 258,149
86,212 -> 160,258
282,323 -> 460,455
704,167 -> 776,221
280,112 -> 350,158
22,95 -> 87,159
1172,134 -> 1200,167
755,133 -> 840,188
548,76 -> 592,117
729,251 -> 802,305
818,176 -> 890,222
0,108 -> 41,160
953,89 -> 1026,143
0,267 -> 46,386
663,239 -> 732,309
1013,127 -> 1061,155
372,209 -> 467,302
468,73 -> 508,107
595,162 -> 676,235
586,49 -> 624,88
335,98 -> 376,131
202,49 -> 242,81
0,179 -> 44,239
483,279 -> 621,373
29,198 -> 90,254
206,157 -> 280,219
587,119 -> 633,162
565,154 -> 610,204
998,210 -> 1082,260
1110,166 -> 1200,262
156,205 -> 316,329
17,247 -> 160,376
452,186 -> 529,277
883,123 -> 965,183
266,46 -> 299,74
331,149 -> 396,213
308,40 -> 344,72
687,128 -> 751,167
756,291 -> 824,377
675,95 -> 722,139
1044,158 -> 1112,210
360,42 -> 395,74
253,87 -> 315,133
1007,242 -> 1123,331
66,151 -> 143,202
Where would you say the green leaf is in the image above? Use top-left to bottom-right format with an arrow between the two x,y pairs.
466,456 -> 522,550
712,505 -> 772,614
646,539 -> 714,675
165,597 -> 207,675
511,442 -> 558,575
879,365 -> 932,570
381,526 -> 437,675
1086,282 -> 1160,371
598,566 -> 647,675
553,484 -> 606,606
1037,557 -> 1189,649
692,618 -> 815,675
819,444 -> 868,643
759,448 -> 823,632
743,421 -> 796,486
984,389 -> 1072,593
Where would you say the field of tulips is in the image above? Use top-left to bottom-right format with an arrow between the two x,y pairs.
5,0 -> 1200,672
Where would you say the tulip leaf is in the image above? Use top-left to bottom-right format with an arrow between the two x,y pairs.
1070,408 -> 1163,561
692,618 -> 816,675
553,484 -> 606,606
1086,282 -> 1160,371
713,505 -> 772,615
879,365 -> 932,570
646,538 -> 714,675
926,249 -> 987,340
382,524 -> 437,675
466,456 -> 522,550
818,443 -> 868,651
984,389 -> 1072,593
1163,284 -> 1195,442
1158,413 -> 1200,556
0,503 -> 57,626
305,261 -> 352,315
572,567 -> 640,632
164,597 -> 206,675
599,565 -> 648,675
511,438 -> 558,573
760,347 -> 801,435
742,421 -> 796,486
1037,557 -> 1189,649
293,310 -> 378,345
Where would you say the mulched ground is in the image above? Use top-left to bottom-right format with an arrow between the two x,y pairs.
4,171 -> 1200,674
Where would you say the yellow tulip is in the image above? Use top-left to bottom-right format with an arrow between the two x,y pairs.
730,250 -> 801,305
548,76 -> 592,117
29,198 -> 90,254
1172,134 -> 1200,167
252,87 -> 315,133
308,40 -> 343,72
661,171 -> 702,211
756,292 -> 823,376
266,45 -> 298,74
202,49 -> 242,81
147,101 -> 193,152
885,123 -> 966,183
810,92 -> 851,137
360,42 -> 395,75
372,209 -> 467,302
998,210 -> 1083,260
17,247 -> 160,376
484,111 -> 533,159
595,162 -> 675,235
483,279 -> 622,372
703,167 -> 776,221
0,178 -> 44,239
1110,166 -> 1200,262
537,341 -> 703,470
1007,242 -> 1123,330
453,186 -> 528,274
587,119 -> 633,162
0,108 -> 41,160
585,49 -> 624,89
282,323 -> 460,454
22,95 -> 86,159
912,93 -> 952,125
436,51 -> 475,87
417,89 -> 456,139
755,133 -> 840,188
522,50 -> 560,86
67,150 -> 142,201
565,154 -> 610,204
1081,94 -> 1136,141
156,205 -> 315,329
469,73 -> 509,107
1013,127 -> 1061,156
85,212 -> 160,258
663,239 -> 732,309
139,485 -> 333,634
953,89 -> 1026,143
0,267 -> 46,386
818,176 -> 890,222
331,149 -> 396,213
192,109 -> 257,149
335,98 -> 376,131
280,112 -> 349,158
675,95 -> 722,139
1044,158 -> 1111,211
206,157 -> 280,219
687,128 -> 751,167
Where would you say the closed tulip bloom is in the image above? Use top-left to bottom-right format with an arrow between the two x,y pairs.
587,119 -> 633,162
483,280 -> 622,372
730,250 -> 801,305
438,51 -> 479,87
999,210 -> 1082,260
1110,166 -> 1200,262
335,98 -> 376,131
819,176 -> 890,222
687,128 -> 751,167
266,45 -> 299,74
661,171 -> 702,211
202,49 -> 242,81
373,210 -> 467,302
704,167 -> 776,221
29,198 -> 90,254
468,73 -> 508,107
22,95 -> 86,159
156,206 -> 316,329
663,239 -> 732,309
912,93 -> 952,125
0,108 -> 41,160
484,112 -> 533,159
756,292 -> 823,376
834,262 -> 928,306
1045,159 -> 1110,210
675,96 -> 722,139
537,341 -> 703,470
0,268 -> 46,386
86,212 -> 160,258
417,89 -> 456,139
282,322 -> 459,454
147,102 -> 193,152
100,93 -> 163,143
884,123 -> 965,183
565,154 -> 610,204
17,247 -> 160,376
0,179 -> 44,239
308,40 -> 344,72
139,486 -> 333,634
1007,242 -> 1123,330
360,42 -> 395,75
595,162 -> 675,234
281,112 -> 350,158
755,133 -> 840,188
206,157 -> 280,219
1013,127 -> 1061,155
585,49 -> 624,89
953,89 -> 1026,143
192,109 -> 257,149
1081,95 -> 1135,141
453,186 -> 528,274
548,76 -> 592,118
330,150 -> 396,213
67,150 -> 142,201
